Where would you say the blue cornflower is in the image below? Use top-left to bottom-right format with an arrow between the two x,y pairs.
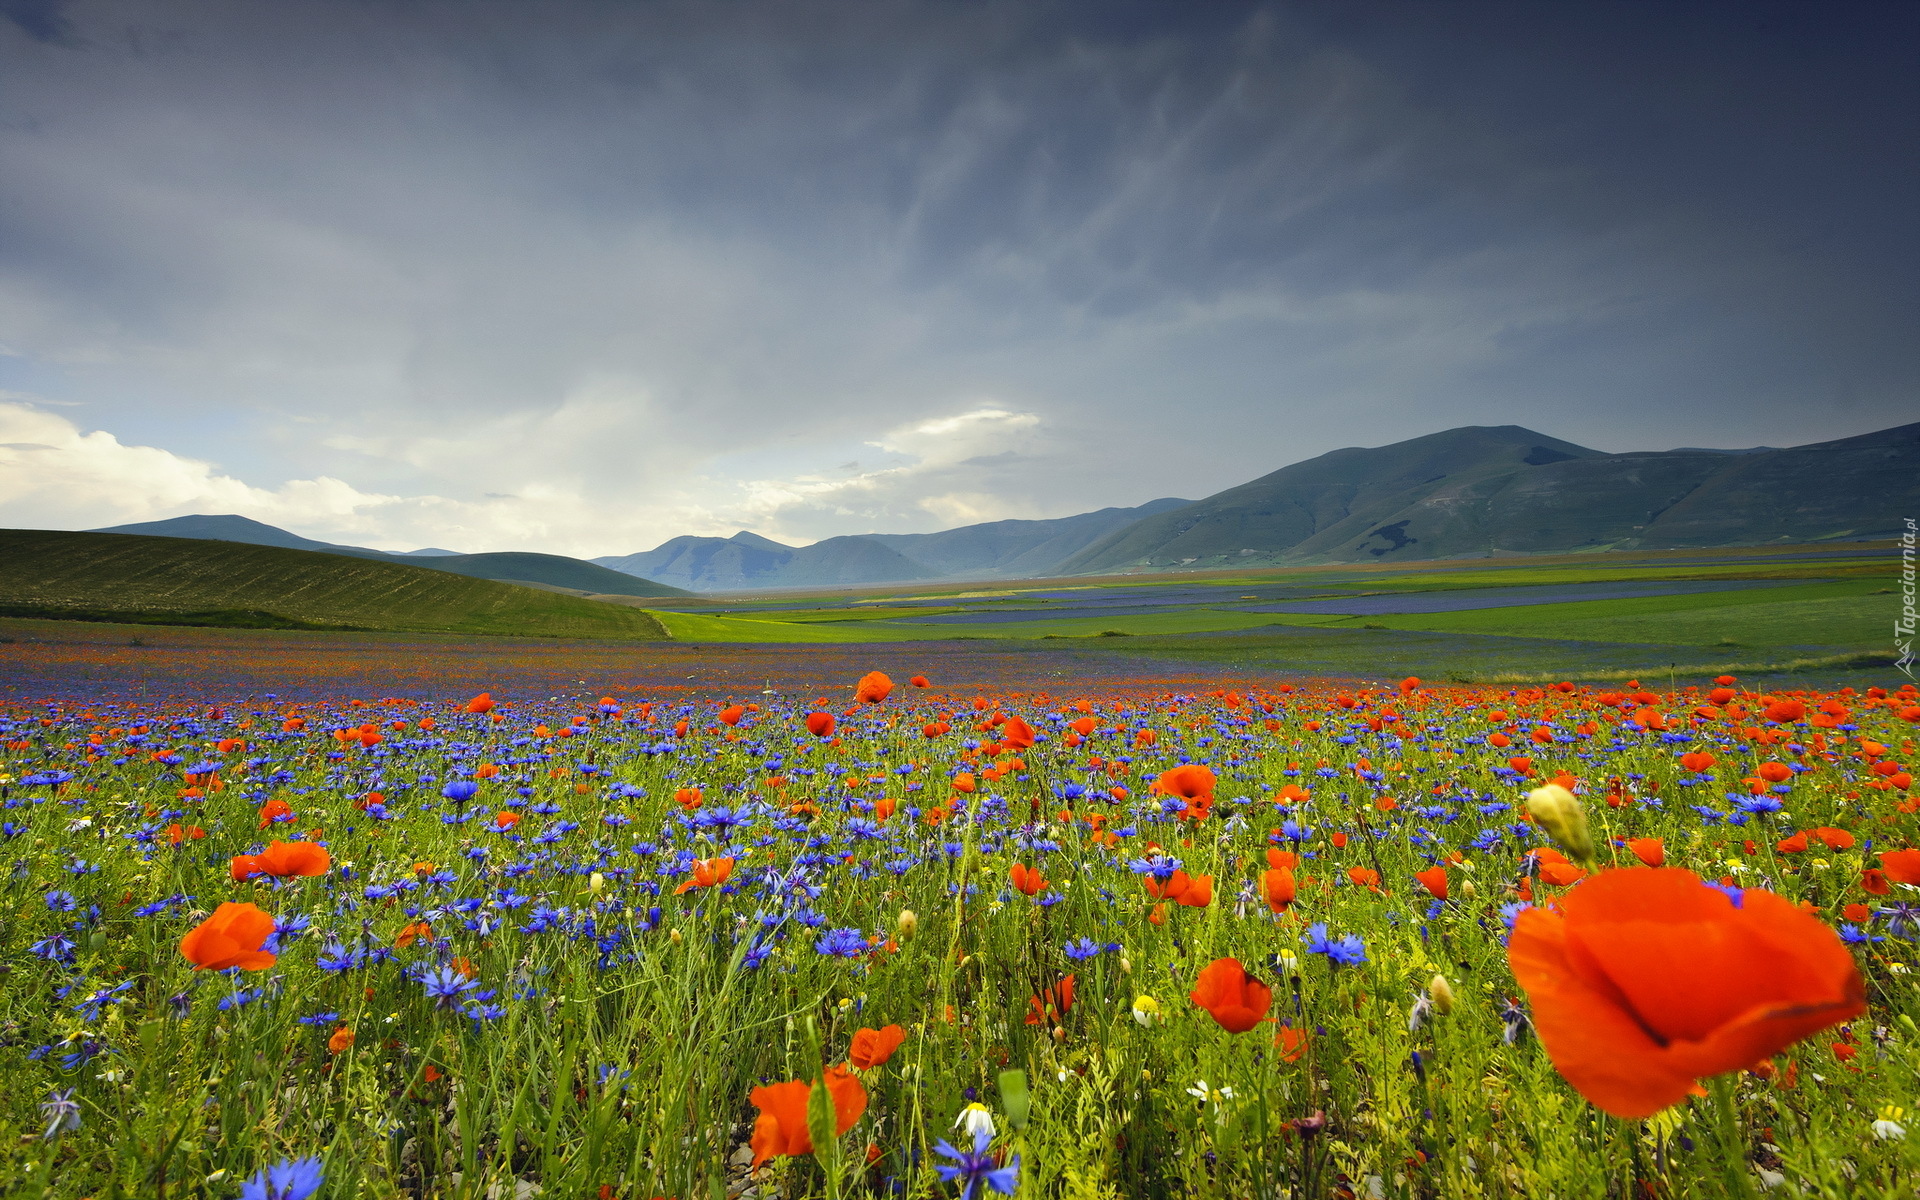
1731,793 -> 1784,816
421,965 -> 481,1008
1838,923 -> 1883,945
1302,923 -> 1367,966
240,1156 -> 324,1200
1062,937 -> 1103,961
28,933 -> 76,962
933,1126 -> 1020,1198
441,781 -> 480,803
39,1088 -> 80,1139
44,890 -> 76,912
1702,880 -> 1745,908
814,927 -> 868,958
1876,903 -> 1920,940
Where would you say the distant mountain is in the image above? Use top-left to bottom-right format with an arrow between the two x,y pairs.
595,531 -> 940,592
91,514 -> 688,597
401,547 -> 463,557
593,498 -> 1193,592
863,498 -> 1190,579
96,513 -> 344,553
1062,422 -> 1920,572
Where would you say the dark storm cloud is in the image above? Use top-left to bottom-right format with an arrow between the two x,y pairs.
0,0 -> 1911,554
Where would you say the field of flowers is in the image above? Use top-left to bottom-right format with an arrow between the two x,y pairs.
3,666 -> 1919,1199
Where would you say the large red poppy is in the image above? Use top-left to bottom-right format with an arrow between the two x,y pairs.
1190,957 -> 1273,1034
179,901 -> 277,971
1509,867 -> 1866,1118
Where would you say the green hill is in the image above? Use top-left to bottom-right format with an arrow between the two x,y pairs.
1062,422 -> 1920,572
91,514 -> 688,596
0,529 -> 669,639
392,550 -> 689,597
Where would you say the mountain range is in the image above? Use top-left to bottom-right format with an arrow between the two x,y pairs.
591,499 -> 1191,591
83,420 -> 1918,594
1060,421 -> 1920,573
90,514 -> 689,597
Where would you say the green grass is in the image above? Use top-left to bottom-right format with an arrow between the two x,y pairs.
0,529 -> 669,639
1340,580 -> 1889,647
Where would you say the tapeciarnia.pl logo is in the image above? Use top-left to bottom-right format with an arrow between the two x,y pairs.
1899,517 -> 1916,680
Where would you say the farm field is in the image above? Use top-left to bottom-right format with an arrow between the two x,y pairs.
641,544 -> 1899,689
0,530 -> 670,642
2,661 -> 1918,1198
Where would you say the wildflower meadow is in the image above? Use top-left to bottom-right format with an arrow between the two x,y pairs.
4,669 -> 1920,1198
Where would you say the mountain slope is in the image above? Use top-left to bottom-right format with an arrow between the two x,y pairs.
863,498 -> 1191,578
0,529 -> 669,638
595,531 -> 938,591
1063,422 -> 1920,572
92,514 -> 687,596
1063,426 -> 1601,571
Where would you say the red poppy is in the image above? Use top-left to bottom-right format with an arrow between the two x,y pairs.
1025,975 -> 1076,1026
493,811 -> 521,829
1010,862 -> 1049,896
1509,867 -> 1866,1118
1190,957 -> 1273,1034
465,693 -> 496,714
1274,1024 -> 1309,1062
256,799 -> 294,829
848,1025 -> 906,1069
805,712 -> 836,738
1881,849 -> 1920,884
719,705 -> 746,726
910,675 -> 931,688
230,840 -> 331,880
1155,764 -> 1216,803
1261,867 -> 1296,912
1001,716 -> 1035,749
1414,866 -> 1448,901
748,1065 -> 868,1168
1625,837 -> 1665,867
674,857 -> 735,895
164,823 -> 206,845
179,901 -> 277,971
1145,869 -> 1212,907
854,672 -> 894,704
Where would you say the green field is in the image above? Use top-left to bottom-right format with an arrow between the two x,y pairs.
640,543 -> 1903,684
4,529 -> 1902,683
0,529 -> 668,640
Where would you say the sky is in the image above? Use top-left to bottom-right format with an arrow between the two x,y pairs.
0,0 -> 1913,557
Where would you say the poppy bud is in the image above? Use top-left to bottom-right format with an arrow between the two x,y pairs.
669,928 -> 683,946
1526,783 -> 1594,866
1429,975 -> 1455,1015
1119,956 -> 1132,975
588,872 -> 605,893
1461,881 -> 1478,899
896,909 -> 917,939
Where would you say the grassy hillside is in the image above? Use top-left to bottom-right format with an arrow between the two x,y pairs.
402,551 -> 690,597
0,529 -> 669,639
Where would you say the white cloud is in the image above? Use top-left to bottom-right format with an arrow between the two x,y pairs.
0,399 -> 409,530
0,398 -> 1057,555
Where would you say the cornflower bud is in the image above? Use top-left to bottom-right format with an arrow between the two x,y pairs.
1526,783 -> 1594,865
